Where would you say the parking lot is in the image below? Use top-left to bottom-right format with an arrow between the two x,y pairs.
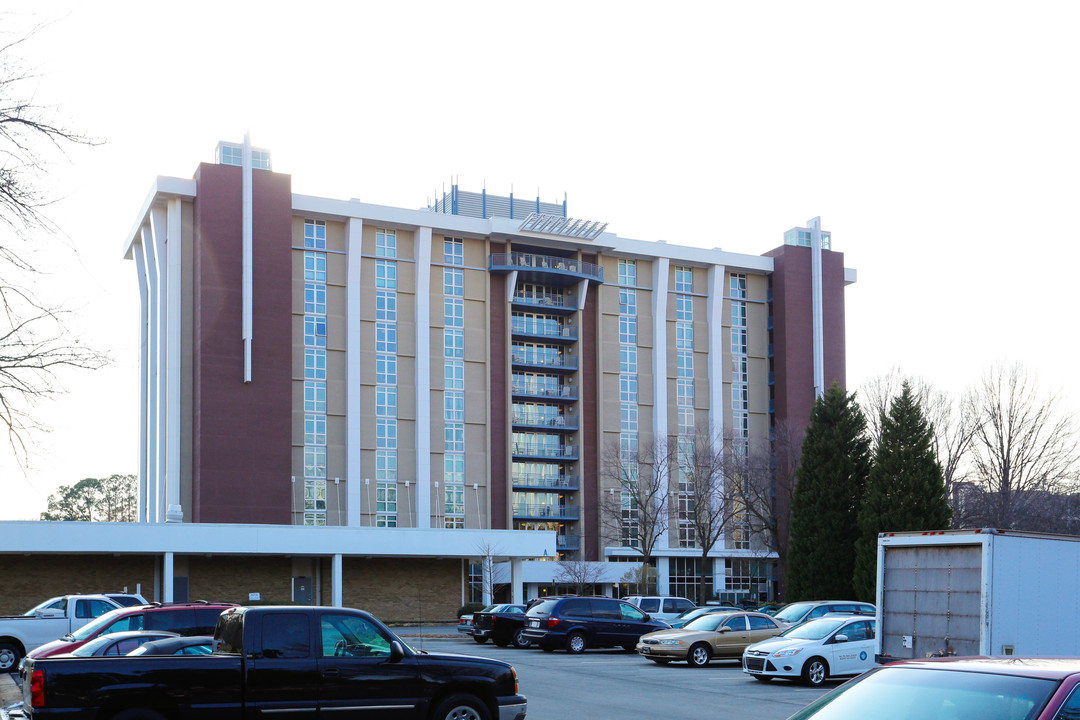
409,635 -> 834,720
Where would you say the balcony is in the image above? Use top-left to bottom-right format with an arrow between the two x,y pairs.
510,350 -> 577,373
512,291 -> 577,315
511,381 -> 578,402
556,534 -> 581,551
512,442 -> 578,460
513,503 -> 580,520
489,252 -> 604,285
512,474 -> 580,491
511,317 -> 577,343
511,411 -> 578,432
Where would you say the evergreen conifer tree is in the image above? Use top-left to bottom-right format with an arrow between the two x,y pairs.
853,383 -> 952,601
786,383 -> 871,600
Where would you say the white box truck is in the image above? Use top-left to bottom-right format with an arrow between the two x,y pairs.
876,528 -> 1080,662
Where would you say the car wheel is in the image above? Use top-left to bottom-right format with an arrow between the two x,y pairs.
688,643 -> 712,668
472,635 -> 487,644
0,643 -> 22,672
649,658 -> 671,665
801,657 -> 828,686
566,631 -> 587,654
431,693 -> 492,720
753,675 -> 773,682
512,628 -> 532,649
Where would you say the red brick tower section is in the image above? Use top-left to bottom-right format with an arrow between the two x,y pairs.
580,253 -> 600,561
488,242 -> 509,529
763,243 -> 848,595
191,163 -> 294,524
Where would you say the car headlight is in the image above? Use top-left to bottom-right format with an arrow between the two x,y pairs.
772,648 -> 802,657
657,640 -> 685,645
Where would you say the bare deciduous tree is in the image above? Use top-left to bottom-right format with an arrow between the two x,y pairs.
474,540 -> 507,605
0,23 -> 106,463
553,559 -> 607,596
678,427 -> 736,605
964,363 -> 1080,529
599,437 -> 674,594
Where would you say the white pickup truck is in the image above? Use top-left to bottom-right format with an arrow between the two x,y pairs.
0,595 -> 120,672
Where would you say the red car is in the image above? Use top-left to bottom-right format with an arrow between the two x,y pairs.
26,602 -> 234,661
787,657 -> 1080,720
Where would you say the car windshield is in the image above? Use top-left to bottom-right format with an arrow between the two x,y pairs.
70,607 -> 128,641
780,617 -> 847,640
773,602 -> 815,623
675,608 -> 709,621
786,666 -> 1057,720
684,614 -> 730,632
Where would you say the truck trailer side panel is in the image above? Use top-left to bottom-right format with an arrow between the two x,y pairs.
880,543 -> 983,659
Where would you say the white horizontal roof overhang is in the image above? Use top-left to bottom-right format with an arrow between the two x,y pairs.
0,522 -> 556,560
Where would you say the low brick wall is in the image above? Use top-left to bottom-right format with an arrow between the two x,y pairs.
0,555 -> 156,615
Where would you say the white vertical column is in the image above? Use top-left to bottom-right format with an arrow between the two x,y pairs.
241,133 -> 253,383
706,265 -> 726,439
414,227 -> 432,529
346,219 -> 364,526
809,216 -> 824,398
165,199 -> 183,522
651,258 -> 670,548
134,242 -> 149,523
332,553 -> 343,607
163,552 -> 174,603
150,207 -> 169,523
511,558 -> 524,604
140,223 -> 160,523
656,556 -> 671,595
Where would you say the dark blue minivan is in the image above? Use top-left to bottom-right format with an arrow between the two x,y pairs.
522,596 -> 669,653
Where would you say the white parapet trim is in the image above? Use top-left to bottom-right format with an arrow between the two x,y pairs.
0,521 -> 557,560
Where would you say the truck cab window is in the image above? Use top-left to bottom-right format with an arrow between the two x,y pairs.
320,614 -> 391,658
262,613 -> 310,659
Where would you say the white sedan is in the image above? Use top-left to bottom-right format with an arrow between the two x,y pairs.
742,615 -> 876,686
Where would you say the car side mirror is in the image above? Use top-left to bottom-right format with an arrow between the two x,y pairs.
718,627 -> 730,633
834,634 -> 848,643
389,640 -> 405,663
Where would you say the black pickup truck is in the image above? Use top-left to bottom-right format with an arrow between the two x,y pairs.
471,604 -> 529,648
19,605 -> 526,720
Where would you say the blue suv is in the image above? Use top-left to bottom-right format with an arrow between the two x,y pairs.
522,596 -> 669,653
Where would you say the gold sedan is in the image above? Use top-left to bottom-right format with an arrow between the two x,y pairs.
636,611 -> 785,667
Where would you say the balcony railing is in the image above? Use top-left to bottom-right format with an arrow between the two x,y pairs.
512,474 -> 580,490
511,381 -> 578,400
510,350 -> 578,370
513,504 -> 581,520
556,534 -> 581,550
510,317 -> 577,340
512,443 -> 578,459
490,252 -> 604,283
511,411 -> 578,429
512,291 -> 577,310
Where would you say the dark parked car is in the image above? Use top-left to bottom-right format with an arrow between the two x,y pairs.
522,596 -> 668,653
471,604 -> 528,647
58,631 -> 179,657
127,635 -> 214,656
786,657 -> 1080,719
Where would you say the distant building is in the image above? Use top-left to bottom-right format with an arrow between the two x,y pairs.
0,139 -> 855,616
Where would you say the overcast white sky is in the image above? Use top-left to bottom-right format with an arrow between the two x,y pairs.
2,1 -> 1078,519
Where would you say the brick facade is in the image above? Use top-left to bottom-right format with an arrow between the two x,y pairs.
0,555 -> 156,616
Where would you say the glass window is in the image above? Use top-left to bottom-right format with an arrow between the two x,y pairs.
619,287 -> 636,315
444,360 -> 464,389
304,382 -> 326,414
749,615 -> 776,630
304,315 -> 326,348
304,413 -> 326,446
304,446 -> 326,478
146,609 -> 195,633
304,251 -> 326,282
444,267 -> 464,297
376,418 -> 397,450
304,348 -> 326,380
304,283 -> 326,315
376,354 -> 396,385
729,273 -> 746,299
676,294 -> 693,321
620,603 -> 646,622
375,290 -> 396,321
375,260 -> 397,289
618,258 -> 636,286
444,298 -> 464,327
376,385 -> 396,417
444,238 -> 463,266
723,615 -> 749,631
262,613 -> 311,659
304,220 -> 326,250
444,328 -> 464,359
675,266 -> 693,293
375,322 -> 396,354
320,614 -> 391,658
375,229 -> 396,258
